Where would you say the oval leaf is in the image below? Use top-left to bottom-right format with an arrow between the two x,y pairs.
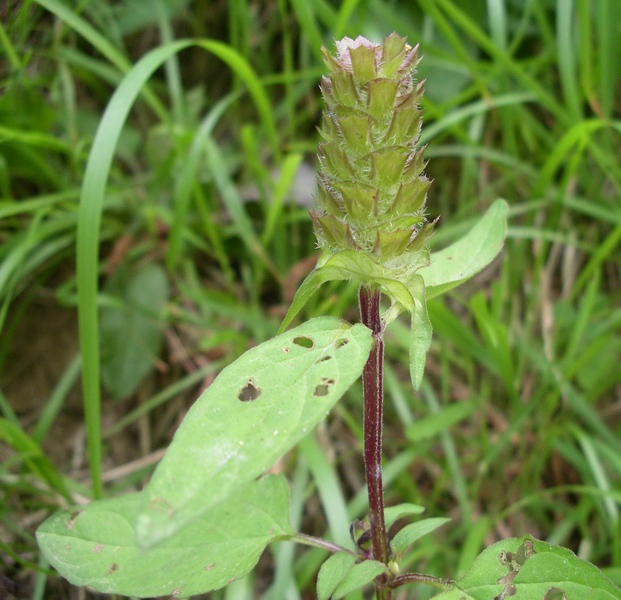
136,317 -> 372,548
390,517 -> 451,556
100,262 -> 169,401
384,503 -> 426,530
332,559 -> 387,599
419,199 -> 508,299
37,475 -> 292,598
317,552 -> 358,600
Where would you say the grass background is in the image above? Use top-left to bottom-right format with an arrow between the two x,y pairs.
1,0 -> 620,598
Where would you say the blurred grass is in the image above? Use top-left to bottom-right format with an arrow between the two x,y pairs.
0,0 -> 619,597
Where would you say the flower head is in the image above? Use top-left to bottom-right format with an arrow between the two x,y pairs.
312,34 -> 434,276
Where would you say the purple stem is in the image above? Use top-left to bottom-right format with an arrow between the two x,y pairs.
359,286 -> 391,598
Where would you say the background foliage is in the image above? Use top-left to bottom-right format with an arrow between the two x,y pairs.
0,0 -> 620,598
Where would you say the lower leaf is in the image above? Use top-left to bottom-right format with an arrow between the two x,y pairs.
317,551 -> 387,600
431,535 -> 621,599
37,475 -> 293,598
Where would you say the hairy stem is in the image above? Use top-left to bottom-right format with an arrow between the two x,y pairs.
290,533 -> 352,555
359,286 -> 391,599
389,573 -> 454,590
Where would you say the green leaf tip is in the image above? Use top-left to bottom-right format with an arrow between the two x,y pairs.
420,199 -> 509,299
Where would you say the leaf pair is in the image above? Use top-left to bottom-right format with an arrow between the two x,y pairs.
318,504 -> 449,599
280,199 -> 509,390
37,317 -> 374,597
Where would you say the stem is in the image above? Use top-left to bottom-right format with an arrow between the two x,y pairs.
359,286 -> 391,599
290,533 -> 353,555
389,573 -> 454,591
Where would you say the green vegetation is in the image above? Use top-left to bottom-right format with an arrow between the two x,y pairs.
1,1 -> 620,598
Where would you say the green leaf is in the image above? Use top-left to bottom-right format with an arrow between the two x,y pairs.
317,552 -> 358,600
390,517 -> 451,556
37,475 -> 293,598
136,317 -> 373,548
0,418 -> 69,498
100,262 -> 169,401
432,535 -> 621,600
406,400 -> 476,442
277,266 -> 326,333
332,560 -> 387,599
278,250 -> 415,333
384,503 -> 426,530
405,274 -> 432,390
317,552 -> 387,600
419,199 -> 508,299
279,256 -> 433,391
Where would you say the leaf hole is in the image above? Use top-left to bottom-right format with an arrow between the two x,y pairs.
497,539 -> 535,585
543,588 -> 567,600
66,510 -> 84,530
238,379 -> 262,402
335,338 -> 349,349
314,377 -> 336,397
106,563 -> 119,576
316,355 -> 332,363
493,584 -> 516,600
282,347 -> 291,353
292,336 -> 314,349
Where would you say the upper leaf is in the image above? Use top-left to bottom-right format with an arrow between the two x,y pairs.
37,475 -> 292,598
384,503 -> 426,529
419,199 -> 508,299
390,517 -> 451,557
136,317 -> 373,548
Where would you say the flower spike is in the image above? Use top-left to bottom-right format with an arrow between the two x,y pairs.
313,34 -> 433,279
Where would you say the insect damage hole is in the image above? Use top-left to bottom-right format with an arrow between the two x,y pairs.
66,510 -> 84,530
292,335 -> 314,349
314,377 -> 336,397
543,588 -> 567,600
316,354 -> 332,363
238,379 -> 262,402
497,538 -> 536,588
493,584 -> 516,600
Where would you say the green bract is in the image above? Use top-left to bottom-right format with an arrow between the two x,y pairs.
312,34 -> 433,276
